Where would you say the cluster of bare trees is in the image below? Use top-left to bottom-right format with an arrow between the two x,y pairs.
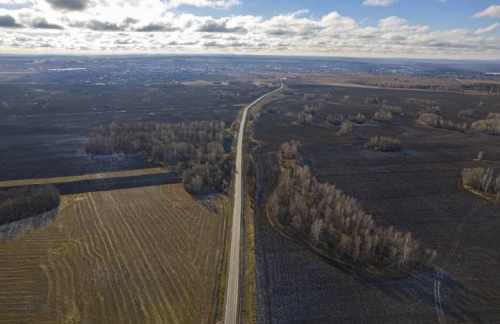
338,122 -> 353,136
86,121 -> 232,194
458,109 -> 474,117
409,98 -> 438,106
418,113 -> 467,132
0,185 -> 60,225
365,136 -> 401,152
215,91 -> 241,100
488,113 -> 500,119
348,113 -> 366,124
327,114 -> 344,126
297,113 -> 315,124
365,97 -> 379,104
303,104 -> 319,115
471,117 -> 500,135
420,106 -> 441,114
304,93 -> 317,100
280,141 -> 300,160
382,104 -> 403,115
372,111 -> 393,122
343,95 -> 351,101
462,167 -> 500,200
270,142 -> 432,273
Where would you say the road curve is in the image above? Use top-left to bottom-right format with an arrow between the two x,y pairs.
223,79 -> 284,324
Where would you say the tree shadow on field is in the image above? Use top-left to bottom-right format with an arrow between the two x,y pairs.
194,194 -> 220,214
329,257 -> 484,323
0,207 -> 59,243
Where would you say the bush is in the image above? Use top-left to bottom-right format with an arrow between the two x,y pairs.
338,122 -> 353,136
0,185 -> 60,225
458,109 -> 474,117
365,97 -> 378,104
487,113 -> 500,119
462,167 -> 500,200
270,144 -> 428,273
343,95 -> 351,101
365,136 -> 401,152
348,113 -> 366,124
327,114 -> 343,126
418,113 -> 467,132
471,118 -> 500,135
372,111 -> 393,122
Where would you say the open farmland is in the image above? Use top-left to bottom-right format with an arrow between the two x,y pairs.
0,171 -> 228,324
252,82 -> 500,323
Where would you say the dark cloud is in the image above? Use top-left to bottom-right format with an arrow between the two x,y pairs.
203,41 -> 223,47
135,23 -> 178,32
46,0 -> 90,11
122,18 -> 139,26
71,20 -> 124,31
31,18 -> 64,30
197,20 -> 246,33
0,15 -> 23,28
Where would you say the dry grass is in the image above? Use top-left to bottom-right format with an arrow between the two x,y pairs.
0,174 -> 227,324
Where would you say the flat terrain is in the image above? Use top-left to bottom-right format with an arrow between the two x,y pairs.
252,83 -> 500,323
0,172 -> 228,324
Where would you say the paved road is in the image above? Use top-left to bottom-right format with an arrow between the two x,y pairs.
223,79 -> 284,324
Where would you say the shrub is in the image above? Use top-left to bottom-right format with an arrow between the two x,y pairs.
382,104 -> 403,115
343,95 -> 351,101
418,113 -> 467,132
304,93 -> 316,100
0,185 -> 60,225
338,122 -> 353,136
348,113 -> 366,124
462,167 -> 500,200
326,114 -> 343,126
365,136 -> 401,152
365,97 -> 378,104
471,118 -> 500,135
487,113 -> 500,119
372,111 -> 393,122
477,151 -> 484,161
410,98 -> 438,106
458,109 -> 474,117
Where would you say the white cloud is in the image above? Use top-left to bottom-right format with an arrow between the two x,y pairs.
164,0 -> 240,9
474,23 -> 500,35
362,0 -> 398,7
473,5 -> 500,19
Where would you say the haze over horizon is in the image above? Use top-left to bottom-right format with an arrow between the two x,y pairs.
0,0 -> 500,59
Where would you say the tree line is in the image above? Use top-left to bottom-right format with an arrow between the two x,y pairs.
86,121 -> 232,195
268,142 -> 435,275
0,185 -> 60,225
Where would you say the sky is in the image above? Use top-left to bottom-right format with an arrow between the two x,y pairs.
0,0 -> 499,59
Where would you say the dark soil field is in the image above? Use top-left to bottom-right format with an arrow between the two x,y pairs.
253,84 -> 500,323
0,82 -> 270,181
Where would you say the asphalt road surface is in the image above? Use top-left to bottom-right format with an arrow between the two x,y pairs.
223,79 -> 284,324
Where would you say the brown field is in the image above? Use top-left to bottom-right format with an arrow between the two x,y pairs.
0,172 -> 227,324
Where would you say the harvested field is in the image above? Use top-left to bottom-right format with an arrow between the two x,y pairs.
252,82 -> 500,323
0,173 -> 228,324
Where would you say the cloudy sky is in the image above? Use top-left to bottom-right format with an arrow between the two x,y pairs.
0,0 -> 499,58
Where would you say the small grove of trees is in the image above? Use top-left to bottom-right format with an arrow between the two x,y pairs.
215,91 -> 241,100
327,114 -> 343,126
303,104 -> 319,115
280,141 -> 300,160
420,106 -> 441,114
343,95 -> 351,101
304,93 -> 317,100
458,109 -> 474,117
267,106 -> 280,114
372,111 -> 393,123
487,113 -> 500,119
365,136 -> 401,152
418,113 -> 467,132
0,185 -> 60,225
297,113 -> 315,124
86,121 -> 231,195
382,104 -> 403,115
365,97 -> 379,104
348,113 -> 366,124
338,122 -> 353,136
471,118 -> 500,135
409,98 -> 438,106
271,142 -> 434,274
462,167 -> 500,200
